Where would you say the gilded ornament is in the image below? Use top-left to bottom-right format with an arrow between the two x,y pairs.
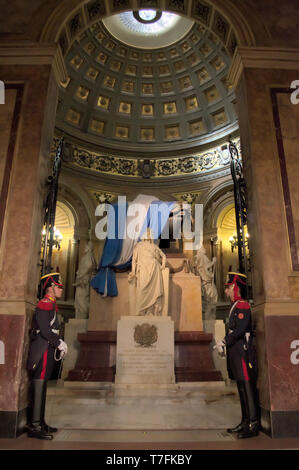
134,324 -> 158,348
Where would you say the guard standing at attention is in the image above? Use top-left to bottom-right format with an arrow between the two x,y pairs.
27,272 -> 68,440
216,272 -> 259,439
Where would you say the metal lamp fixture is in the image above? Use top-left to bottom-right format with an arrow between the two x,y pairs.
41,226 -> 63,251
229,232 -> 249,253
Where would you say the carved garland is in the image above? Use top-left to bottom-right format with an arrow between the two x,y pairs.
51,138 -> 240,178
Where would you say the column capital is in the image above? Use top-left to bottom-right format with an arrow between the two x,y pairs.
0,42 -> 68,84
228,46 -> 299,89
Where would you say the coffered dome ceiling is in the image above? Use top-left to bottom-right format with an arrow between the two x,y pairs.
56,9 -> 238,155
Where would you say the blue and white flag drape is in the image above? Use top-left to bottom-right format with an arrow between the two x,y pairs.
91,194 -> 176,297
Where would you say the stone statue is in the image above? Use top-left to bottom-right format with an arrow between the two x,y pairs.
74,241 -> 97,319
191,246 -> 218,318
128,228 -> 167,316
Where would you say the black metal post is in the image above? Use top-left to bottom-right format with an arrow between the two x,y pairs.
229,138 -> 249,297
39,137 -> 64,296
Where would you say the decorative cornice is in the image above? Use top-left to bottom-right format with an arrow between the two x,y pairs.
228,47 -> 299,89
52,136 -> 240,180
0,42 -> 68,84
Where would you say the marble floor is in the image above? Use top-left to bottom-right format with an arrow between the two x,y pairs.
45,380 -> 241,431
2,431 -> 299,450
1,381 -> 299,450
53,429 -> 236,442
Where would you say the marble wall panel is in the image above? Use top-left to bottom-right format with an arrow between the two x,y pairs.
265,315 -> 299,411
0,86 -> 21,247
0,314 -> 26,411
252,303 -> 270,411
236,68 -> 299,302
273,90 -> 299,272
0,88 -> 17,195
0,64 -> 57,301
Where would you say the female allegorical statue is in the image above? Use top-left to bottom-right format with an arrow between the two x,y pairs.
128,228 -> 166,316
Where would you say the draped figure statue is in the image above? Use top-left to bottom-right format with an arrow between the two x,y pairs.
191,246 -> 218,318
128,228 -> 167,316
74,241 -> 97,319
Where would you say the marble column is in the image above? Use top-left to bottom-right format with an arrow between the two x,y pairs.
228,47 -> 299,437
0,43 -> 66,437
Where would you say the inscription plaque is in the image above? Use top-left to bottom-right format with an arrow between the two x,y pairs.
115,316 -> 175,384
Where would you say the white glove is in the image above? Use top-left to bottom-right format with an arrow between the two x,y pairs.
215,340 -> 226,357
58,340 -> 68,357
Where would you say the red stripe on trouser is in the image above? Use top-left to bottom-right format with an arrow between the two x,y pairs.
241,358 -> 249,381
40,350 -> 48,379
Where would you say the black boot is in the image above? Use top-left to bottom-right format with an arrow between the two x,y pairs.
40,380 -> 58,433
227,381 -> 247,433
237,380 -> 259,439
27,380 -> 53,440
237,420 -> 259,439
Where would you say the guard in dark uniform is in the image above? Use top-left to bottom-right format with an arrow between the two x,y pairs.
217,272 -> 259,439
27,272 -> 68,440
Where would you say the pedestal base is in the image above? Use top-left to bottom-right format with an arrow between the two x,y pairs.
62,319 -> 88,380
175,332 -> 222,382
203,319 -> 228,381
66,329 -> 222,383
66,331 -> 116,382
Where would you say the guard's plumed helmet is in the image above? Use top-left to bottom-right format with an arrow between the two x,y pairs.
224,272 -> 247,300
40,272 -> 64,293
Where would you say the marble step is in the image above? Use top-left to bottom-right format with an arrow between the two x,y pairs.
48,381 -> 237,402
45,381 -> 240,430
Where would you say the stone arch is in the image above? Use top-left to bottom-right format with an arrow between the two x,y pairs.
201,182 -> 237,299
202,180 -> 234,231
55,181 -> 98,303
39,0 -> 256,61
58,181 -> 94,236
51,201 -> 76,302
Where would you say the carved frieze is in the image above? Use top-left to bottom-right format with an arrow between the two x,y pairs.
52,138 -> 240,179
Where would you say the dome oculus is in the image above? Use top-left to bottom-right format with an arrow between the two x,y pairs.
118,11 -> 179,35
133,10 -> 162,24
103,11 -> 194,49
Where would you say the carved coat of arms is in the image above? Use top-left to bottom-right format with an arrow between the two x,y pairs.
134,323 -> 158,348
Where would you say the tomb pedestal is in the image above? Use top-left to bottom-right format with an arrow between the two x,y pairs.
115,316 -> 175,384
67,255 -> 221,383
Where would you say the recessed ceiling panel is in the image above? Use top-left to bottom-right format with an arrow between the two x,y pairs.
57,18 -> 237,153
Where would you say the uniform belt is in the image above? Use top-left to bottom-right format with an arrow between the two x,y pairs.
36,329 -> 59,335
229,329 -> 251,337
